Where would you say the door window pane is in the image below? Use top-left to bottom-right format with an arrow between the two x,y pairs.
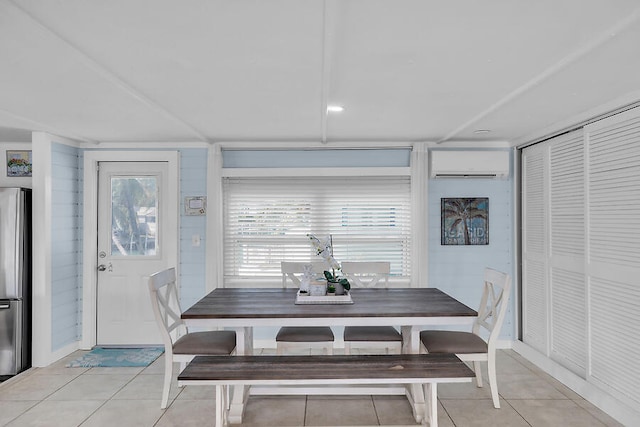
111,176 -> 158,256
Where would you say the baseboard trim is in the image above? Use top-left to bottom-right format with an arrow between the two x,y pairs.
47,341 -> 80,367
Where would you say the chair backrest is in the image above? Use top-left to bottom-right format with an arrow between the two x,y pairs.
340,261 -> 390,288
148,267 -> 186,349
281,261 -> 328,288
473,267 -> 511,348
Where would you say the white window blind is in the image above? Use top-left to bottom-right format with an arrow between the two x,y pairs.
223,176 -> 411,285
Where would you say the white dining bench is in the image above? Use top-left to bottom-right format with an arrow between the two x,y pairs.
178,353 -> 474,427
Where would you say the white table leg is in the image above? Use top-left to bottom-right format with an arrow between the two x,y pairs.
422,383 -> 438,427
227,326 -> 253,424
402,325 -> 426,423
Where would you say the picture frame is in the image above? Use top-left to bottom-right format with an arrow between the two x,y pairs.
441,197 -> 489,245
6,150 -> 32,177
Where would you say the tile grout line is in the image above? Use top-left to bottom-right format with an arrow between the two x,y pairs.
369,395 -> 381,426
501,397 -> 533,427
77,366 -> 145,427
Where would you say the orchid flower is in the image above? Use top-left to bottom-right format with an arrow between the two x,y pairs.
307,233 -> 350,291
307,234 -> 341,273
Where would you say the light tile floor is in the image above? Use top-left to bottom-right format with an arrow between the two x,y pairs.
0,349 -> 626,427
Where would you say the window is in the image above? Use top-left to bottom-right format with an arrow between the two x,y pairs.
223,176 -> 411,286
110,176 -> 158,256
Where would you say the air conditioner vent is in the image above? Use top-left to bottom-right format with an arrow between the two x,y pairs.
430,150 -> 510,179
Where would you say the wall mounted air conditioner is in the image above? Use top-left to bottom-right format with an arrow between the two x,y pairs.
430,150 -> 510,179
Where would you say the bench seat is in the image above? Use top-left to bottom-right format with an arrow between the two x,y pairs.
178,353 -> 474,427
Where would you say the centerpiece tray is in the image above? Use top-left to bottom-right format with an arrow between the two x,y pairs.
295,290 -> 354,305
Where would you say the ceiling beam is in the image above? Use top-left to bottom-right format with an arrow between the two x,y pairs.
320,0 -> 339,144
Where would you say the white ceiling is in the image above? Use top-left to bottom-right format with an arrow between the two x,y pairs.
1,0 -> 640,146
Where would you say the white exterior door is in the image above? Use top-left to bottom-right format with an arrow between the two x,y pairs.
96,161 -> 177,345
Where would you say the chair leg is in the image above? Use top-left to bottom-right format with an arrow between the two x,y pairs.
161,355 -> 173,409
473,361 -> 483,387
487,354 -> 500,409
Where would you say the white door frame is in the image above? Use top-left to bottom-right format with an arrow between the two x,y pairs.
82,150 -> 179,349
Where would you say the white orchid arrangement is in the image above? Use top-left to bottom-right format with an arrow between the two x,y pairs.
307,234 -> 350,291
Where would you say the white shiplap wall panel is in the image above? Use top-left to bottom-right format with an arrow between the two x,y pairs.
522,144 -> 548,354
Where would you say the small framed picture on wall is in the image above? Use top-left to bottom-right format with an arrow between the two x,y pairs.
6,150 -> 32,177
441,197 -> 489,245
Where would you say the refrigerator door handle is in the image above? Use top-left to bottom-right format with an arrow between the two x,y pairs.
0,303 -> 10,309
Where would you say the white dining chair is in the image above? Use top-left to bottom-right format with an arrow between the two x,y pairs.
276,261 -> 335,355
419,267 -> 511,408
340,261 -> 402,354
148,267 -> 237,409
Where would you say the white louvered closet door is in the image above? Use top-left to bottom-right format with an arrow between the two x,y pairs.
522,142 -> 549,355
549,130 -> 586,377
585,108 -> 640,409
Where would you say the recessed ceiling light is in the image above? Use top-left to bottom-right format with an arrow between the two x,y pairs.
327,105 -> 344,113
473,129 -> 491,134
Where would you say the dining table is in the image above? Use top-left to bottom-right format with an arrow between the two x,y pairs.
181,287 -> 477,424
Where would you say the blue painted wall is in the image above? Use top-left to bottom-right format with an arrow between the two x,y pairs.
179,148 -> 208,309
428,150 -> 515,340
223,149 -> 411,168
48,147 -> 209,348
46,145 -> 516,348
50,143 -> 83,351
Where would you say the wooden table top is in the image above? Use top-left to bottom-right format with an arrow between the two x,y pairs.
181,287 -> 477,320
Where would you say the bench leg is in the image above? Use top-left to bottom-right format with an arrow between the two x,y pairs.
403,326 -> 426,423
228,327 -> 252,424
422,383 -> 438,427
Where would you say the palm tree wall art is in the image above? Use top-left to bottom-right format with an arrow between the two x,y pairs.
441,198 -> 489,245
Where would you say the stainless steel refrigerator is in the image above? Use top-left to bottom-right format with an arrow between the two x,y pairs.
0,188 -> 31,376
